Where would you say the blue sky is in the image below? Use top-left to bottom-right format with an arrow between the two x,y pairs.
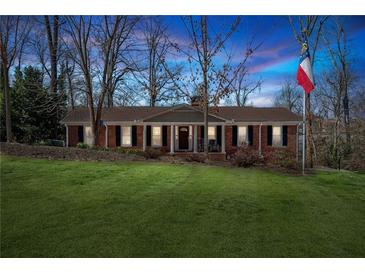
162,16 -> 365,106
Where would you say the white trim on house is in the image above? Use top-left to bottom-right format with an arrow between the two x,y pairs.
121,126 -> 132,147
63,121 -> 301,127
237,126 -> 248,147
84,125 -> 93,146
151,125 -> 162,147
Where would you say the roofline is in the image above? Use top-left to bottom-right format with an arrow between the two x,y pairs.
141,103 -> 229,122
62,120 -> 302,126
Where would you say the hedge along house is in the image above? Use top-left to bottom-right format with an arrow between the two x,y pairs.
61,103 -> 302,161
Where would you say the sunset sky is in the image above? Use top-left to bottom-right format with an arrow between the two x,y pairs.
163,16 -> 365,106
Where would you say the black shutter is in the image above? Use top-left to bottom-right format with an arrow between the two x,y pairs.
78,126 -> 84,143
216,125 -> 222,146
162,126 -> 168,146
248,125 -> 253,146
146,126 -> 151,146
200,125 -> 204,139
282,126 -> 288,146
232,125 -> 237,146
132,126 -> 137,146
116,126 -> 121,147
267,125 -> 272,146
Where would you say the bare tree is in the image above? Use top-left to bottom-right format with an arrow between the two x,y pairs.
0,16 -> 30,142
288,15 -> 328,167
64,16 -> 137,146
274,80 -> 302,113
170,16 -> 259,154
95,16 -> 139,107
233,68 -> 261,107
130,17 -> 181,106
323,18 -> 353,145
44,16 -> 62,138
44,16 -> 59,95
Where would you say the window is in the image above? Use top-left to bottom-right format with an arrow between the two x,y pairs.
84,126 -> 93,145
78,126 -> 84,143
152,126 -> 162,146
208,126 -> 216,140
272,126 -> 282,146
238,126 -> 247,146
121,126 -> 131,146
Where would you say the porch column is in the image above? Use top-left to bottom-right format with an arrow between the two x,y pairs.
193,125 -> 198,153
143,125 -> 147,151
65,125 -> 69,147
259,123 -> 262,156
105,125 -> 108,148
221,125 -> 225,153
170,125 -> 174,154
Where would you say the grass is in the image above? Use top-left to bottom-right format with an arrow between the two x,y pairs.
1,155 -> 365,257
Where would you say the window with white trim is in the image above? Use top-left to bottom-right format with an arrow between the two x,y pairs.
121,126 -> 131,146
84,126 -> 93,145
272,126 -> 282,146
152,126 -> 162,146
208,126 -> 216,141
238,126 -> 248,146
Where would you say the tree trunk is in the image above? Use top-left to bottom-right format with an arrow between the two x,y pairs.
201,16 -> 209,156
343,93 -> 351,147
2,66 -> 12,142
45,16 -> 59,139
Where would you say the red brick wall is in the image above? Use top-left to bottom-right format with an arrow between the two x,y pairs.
97,126 -> 106,147
287,125 -> 297,154
136,125 -> 143,149
67,125 -> 106,147
107,125 -> 116,148
67,124 -> 297,157
68,125 -> 79,146
225,124 -> 297,157
107,125 -> 144,149
260,125 -> 297,155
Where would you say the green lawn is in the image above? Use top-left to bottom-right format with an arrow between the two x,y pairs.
1,155 -> 365,257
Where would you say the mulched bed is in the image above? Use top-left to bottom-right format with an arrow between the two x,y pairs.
0,142 -> 144,162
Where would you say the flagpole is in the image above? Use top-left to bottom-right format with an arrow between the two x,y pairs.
302,90 -> 306,174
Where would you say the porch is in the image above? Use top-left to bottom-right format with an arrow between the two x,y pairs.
142,124 -> 226,154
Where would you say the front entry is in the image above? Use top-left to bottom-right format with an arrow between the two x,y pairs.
178,126 -> 189,150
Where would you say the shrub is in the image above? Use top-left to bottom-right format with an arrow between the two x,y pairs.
143,148 -> 163,159
36,140 -> 49,146
115,147 -> 144,156
268,149 -> 299,170
231,145 -> 263,167
77,143 -> 90,149
185,153 -> 206,163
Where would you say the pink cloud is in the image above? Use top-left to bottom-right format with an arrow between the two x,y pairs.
249,52 -> 297,74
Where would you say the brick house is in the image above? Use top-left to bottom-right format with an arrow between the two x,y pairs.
61,104 -> 302,161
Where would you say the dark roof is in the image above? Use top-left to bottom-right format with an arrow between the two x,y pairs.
211,106 -> 301,122
145,106 -> 225,122
61,105 -> 301,123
